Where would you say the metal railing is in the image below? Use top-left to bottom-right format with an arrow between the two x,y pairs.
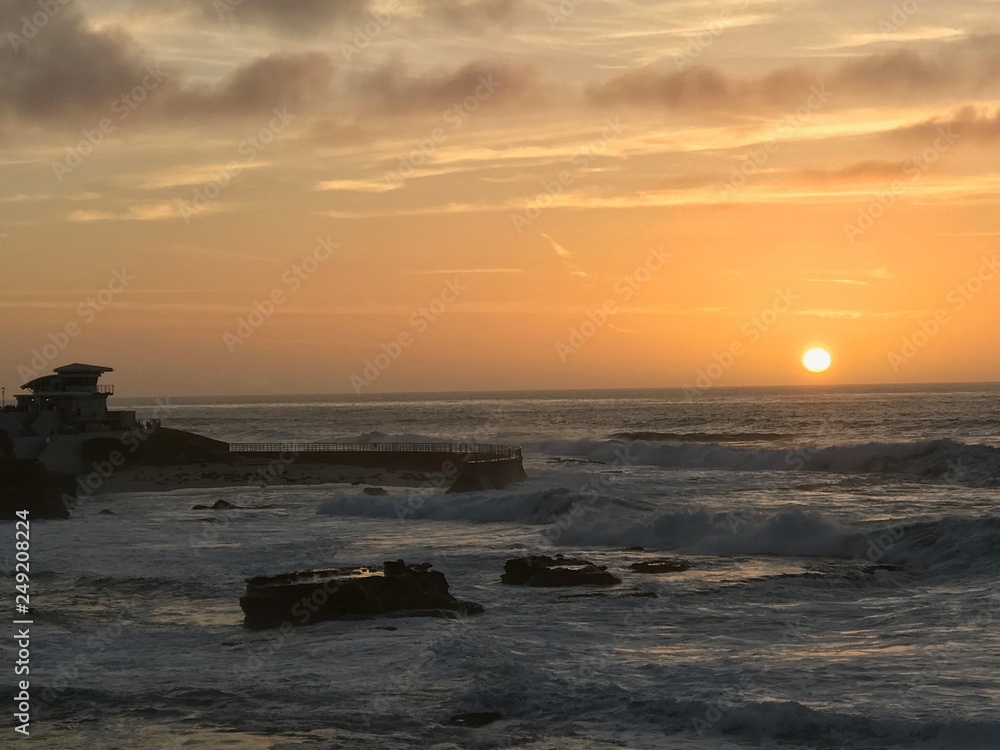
228,442 -> 521,461
98,385 -> 115,395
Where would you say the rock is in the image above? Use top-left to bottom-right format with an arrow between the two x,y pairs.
629,558 -> 692,574
363,487 -> 389,496
447,712 -> 503,728
239,560 -> 484,630
194,499 -> 239,510
99,509 -> 115,516
501,555 -> 621,587
0,433 -> 75,520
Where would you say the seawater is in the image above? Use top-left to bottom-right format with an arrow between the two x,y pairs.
10,384 -> 1000,749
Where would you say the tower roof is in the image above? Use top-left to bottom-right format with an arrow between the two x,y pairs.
21,363 -> 114,390
53,363 -> 114,375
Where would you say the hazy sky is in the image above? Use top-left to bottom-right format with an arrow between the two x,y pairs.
1,0 -> 998,397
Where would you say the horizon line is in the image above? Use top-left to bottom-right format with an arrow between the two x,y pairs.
112,380 -> 1000,402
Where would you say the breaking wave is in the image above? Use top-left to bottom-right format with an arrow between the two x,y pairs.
529,437 -> 1000,485
610,431 -> 791,443
316,486 -> 649,524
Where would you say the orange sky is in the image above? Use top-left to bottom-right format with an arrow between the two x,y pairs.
1,0 -> 998,396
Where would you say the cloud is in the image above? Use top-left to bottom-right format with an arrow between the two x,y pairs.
0,0 -> 333,127
354,59 -> 541,115
167,52 -> 334,118
206,0 -> 370,32
541,233 -> 587,278
790,161 -> 912,184
0,0 -> 151,121
893,105 -> 1000,142
159,0 -> 524,33
587,39 -> 1000,114
588,64 -> 821,113
429,0 -> 524,27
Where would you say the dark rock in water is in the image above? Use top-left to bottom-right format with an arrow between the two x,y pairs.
501,555 -> 621,587
239,560 -> 483,630
194,499 -> 240,510
629,558 -> 693,574
447,712 -> 503,728
99,509 -> 115,516
625,546 -> 645,552
363,487 -> 389,496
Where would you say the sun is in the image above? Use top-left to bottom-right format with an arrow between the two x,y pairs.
802,348 -> 832,373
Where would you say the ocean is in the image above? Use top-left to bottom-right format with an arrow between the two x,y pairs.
12,383 -> 1000,749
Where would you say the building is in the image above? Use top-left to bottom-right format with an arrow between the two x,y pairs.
5,363 -> 136,437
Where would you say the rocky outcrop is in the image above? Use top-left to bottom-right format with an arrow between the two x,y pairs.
501,555 -> 621,587
0,433 -> 75,520
629,558 -> 693,574
239,560 -> 483,630
447,457 -> 529,493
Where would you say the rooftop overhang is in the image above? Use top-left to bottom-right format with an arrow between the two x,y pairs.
53,363 -> 114,375
20,374 -> 59,391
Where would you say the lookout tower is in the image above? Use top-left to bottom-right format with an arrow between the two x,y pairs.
14,363 -> 135,433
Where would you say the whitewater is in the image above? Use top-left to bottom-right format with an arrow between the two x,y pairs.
8,383 -> 1000,749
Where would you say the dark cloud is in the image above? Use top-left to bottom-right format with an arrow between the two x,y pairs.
355,59 -> 541,115
206,0 -> 370,33
588,39 -> 1000,113
168,53 -> 334,118
0,2 -> 333,126
588,65 -> 821,112
791,161 -> 912,184
893,106 -> 1000,142
1,0 -> 151,120
175,0 -> 524,33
